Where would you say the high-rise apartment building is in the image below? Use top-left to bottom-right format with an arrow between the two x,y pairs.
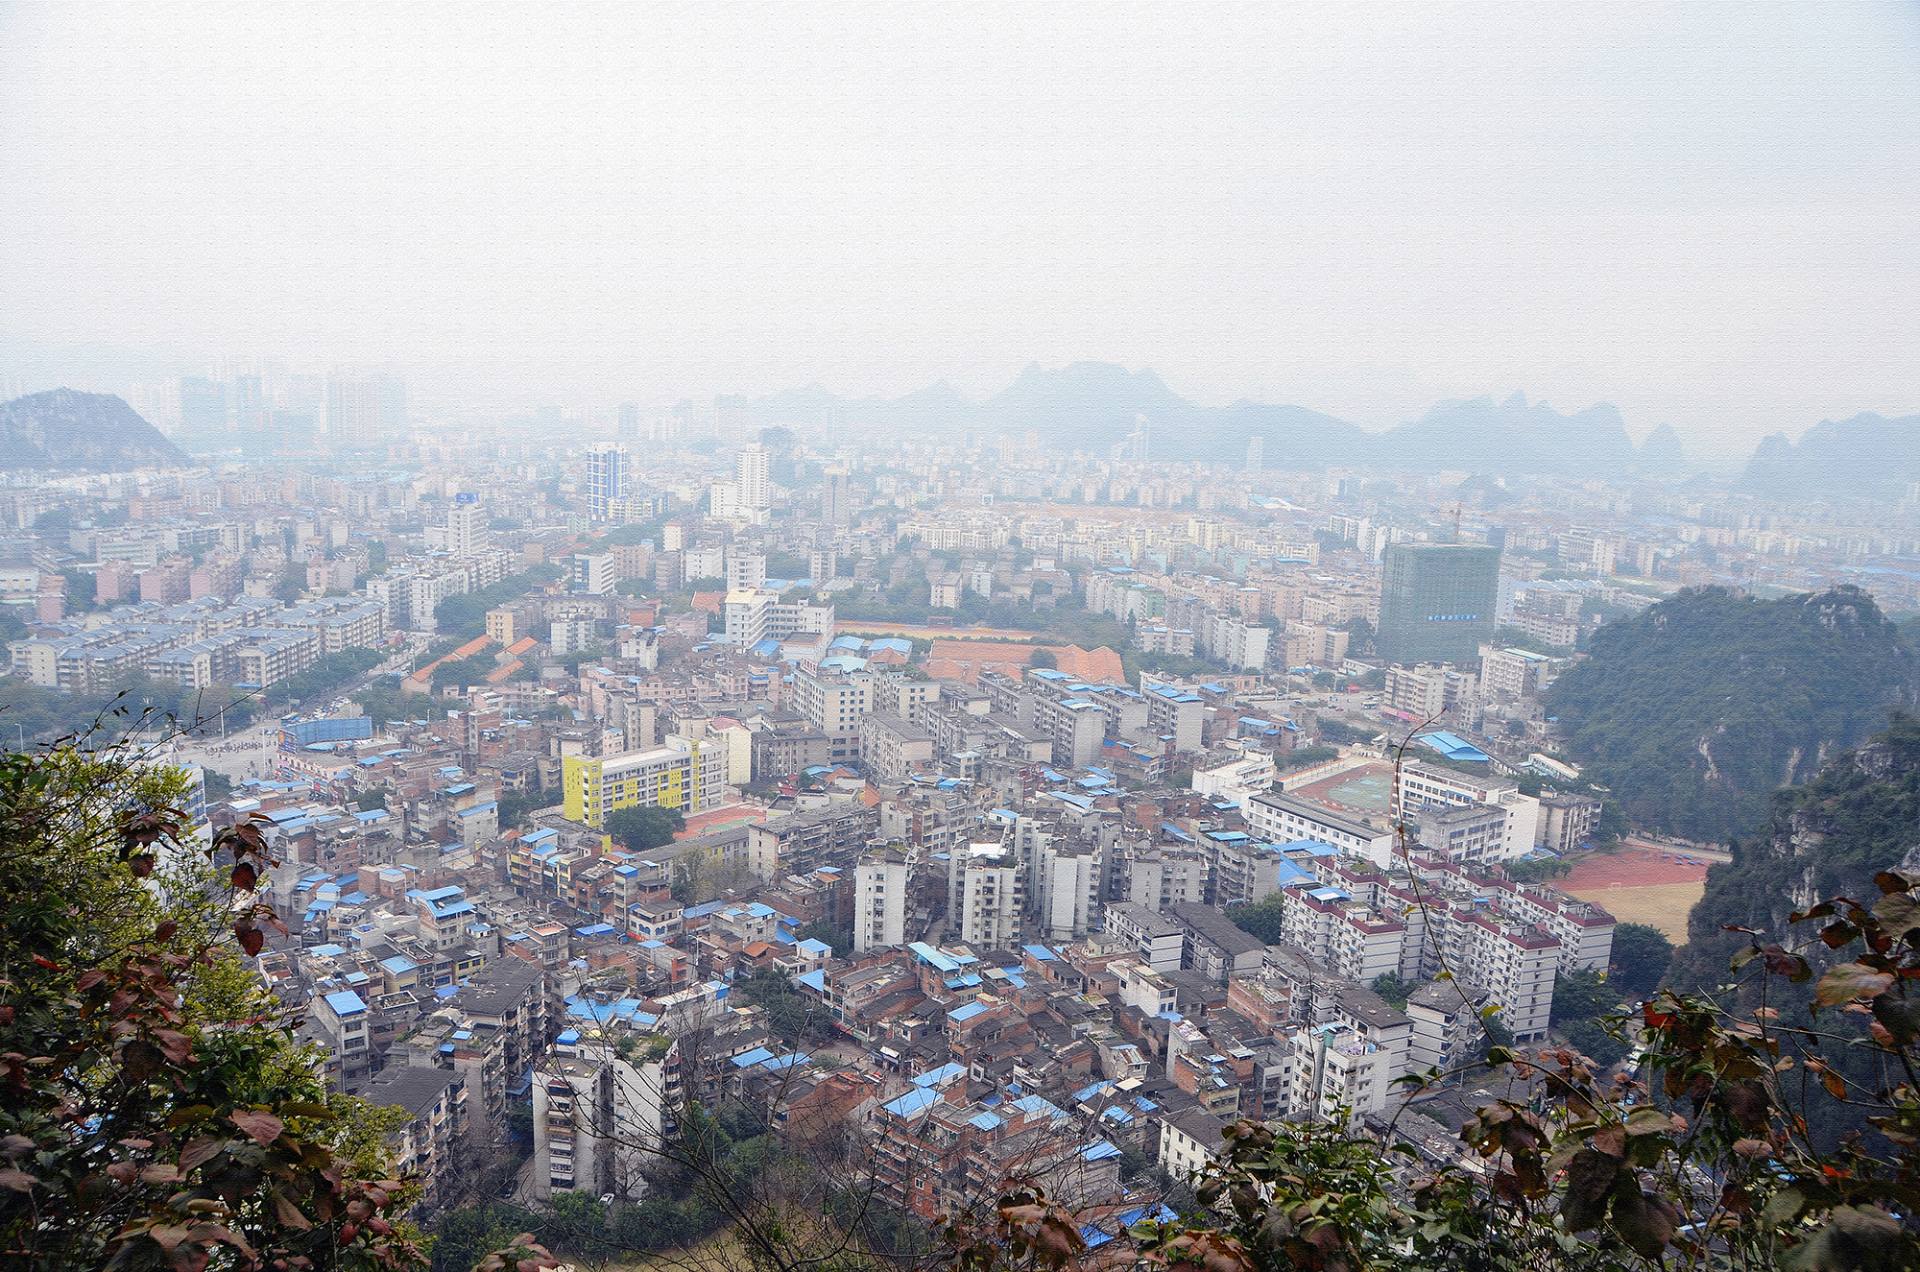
791,665 -> 873,765
532,1049 -> 668,1201
736,443 -> 770,511
853,849 -> 911,952
572,552 -> 616,596
445,496 -> 486,558
585,444 -> 631,522
326,372 -> 402,448
179,376 -> 227,439
822,467 -> 852,525
1199,614 -> 1270,671
725,549 -> 766,592
1377,542 -> 1501,665
953,842 -> 1023,948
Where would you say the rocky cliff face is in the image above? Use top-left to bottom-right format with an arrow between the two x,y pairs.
0,388 -> 188,471
1672,717 -> 1920,990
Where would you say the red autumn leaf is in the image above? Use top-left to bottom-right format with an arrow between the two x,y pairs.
228,1110 -> 284,1146
230,862 -> 257,892
270,1191 -> 312,1231
177,1136 -> 224,1172
153,1029 -> 192,1064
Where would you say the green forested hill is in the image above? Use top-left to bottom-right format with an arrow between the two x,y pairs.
1545,586 -> 1916,841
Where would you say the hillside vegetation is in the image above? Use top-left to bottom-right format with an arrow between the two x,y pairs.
1545,586 -> 1917,841
1669,715 -> 1920,1144
1673,714 -> 1920,989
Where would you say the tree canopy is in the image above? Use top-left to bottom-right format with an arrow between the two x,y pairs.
604,803 -> 685,852
0,740 -> 425,1268
1609,922 -> 1674,995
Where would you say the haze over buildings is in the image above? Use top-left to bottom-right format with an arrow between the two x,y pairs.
4,4 -> 1918,451
1,5 -> 1918,1266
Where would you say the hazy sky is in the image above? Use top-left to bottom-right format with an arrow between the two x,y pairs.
3,2 -> 1918,452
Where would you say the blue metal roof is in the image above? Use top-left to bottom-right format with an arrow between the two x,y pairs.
1274,858 -> 1317,885
1011,1093 -> 1064,1120
322,990 -> 367,1016
908,941 -> 961,973
913,1061 -> 966,1088
761,1052 -> 810,1072
881,1087 -> 942,1119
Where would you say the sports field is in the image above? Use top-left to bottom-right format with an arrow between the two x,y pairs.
1562,845 -> 1711,941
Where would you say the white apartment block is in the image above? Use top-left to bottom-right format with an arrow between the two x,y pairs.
533,1050 -> 669,1202
1200,613 -> 1270,672
1245,791 -> 1397,866
791,666 -> 873,765
573,552 -> 616,596
722,589 -> 835,648
1124,848 -> 1210,911
853,850 -> 911,953
1479,645 -> 1553,701
954,842 -> 1023,949
1032,842 -> 1100,943
1395,762 -> 1540,862
1104,901 -> 1184,973
1444,907 -> 1558,1040
1383,663 -> 1478,721
1289,1025 -> 1395,1121
1189,745 -> 1275,805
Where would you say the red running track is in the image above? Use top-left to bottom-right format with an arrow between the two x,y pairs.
1562,846 -> 1711,889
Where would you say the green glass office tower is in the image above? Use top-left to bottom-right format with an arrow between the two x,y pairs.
1377,542 -> 1501,665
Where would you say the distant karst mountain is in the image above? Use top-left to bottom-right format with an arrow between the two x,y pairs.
1637,422 -> 1686,470
0,389 -> 187,471
702,362 -> 1687,477
1740,412 -> 1920,500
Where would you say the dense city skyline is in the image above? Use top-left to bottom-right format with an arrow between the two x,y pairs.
4,7 -> 1920,1269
